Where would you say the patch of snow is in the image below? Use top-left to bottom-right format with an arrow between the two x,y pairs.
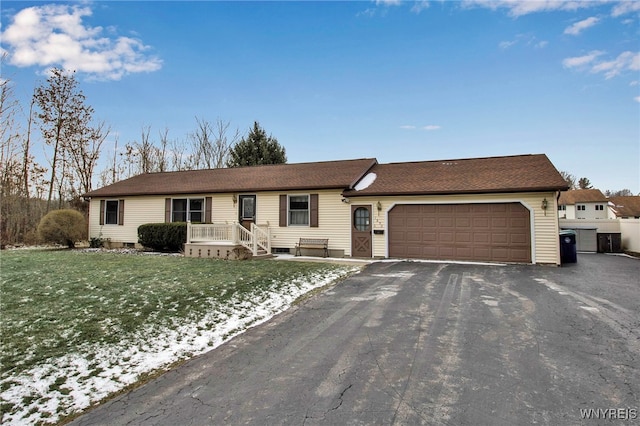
0,267 -> 358,425
354,172 -> 377,191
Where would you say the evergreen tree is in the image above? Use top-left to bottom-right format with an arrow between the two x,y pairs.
578,177 -> 593,190
226,121 -> 286,167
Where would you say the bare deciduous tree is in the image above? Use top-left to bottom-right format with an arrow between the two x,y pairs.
190,117 -> 239,169
560,171 -> 576,190
34,68 -> 100,210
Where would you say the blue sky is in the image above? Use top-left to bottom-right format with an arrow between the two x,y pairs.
1,0 -> 639,193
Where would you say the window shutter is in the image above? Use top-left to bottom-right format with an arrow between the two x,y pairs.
118,200 -> 125,226
99,200 -> 105,225
310,194 -> 319,227
279,195 -> 287,227
205,197 -> 212,223
165,198 -> 171,222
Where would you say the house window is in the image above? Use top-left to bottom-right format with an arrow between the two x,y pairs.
288,195 -> 309,226
595,205 -> 604,211
558,205 -> 566,211
105,200 -> 119,225
577,205 -> 586,211
172,198 -> 204,222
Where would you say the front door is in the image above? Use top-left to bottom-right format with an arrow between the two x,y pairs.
351,205 -> 372,257
239,195 -> 256,229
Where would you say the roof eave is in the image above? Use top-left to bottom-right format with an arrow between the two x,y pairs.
343,186 -> 569,197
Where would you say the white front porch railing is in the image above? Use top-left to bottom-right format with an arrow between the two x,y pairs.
186,222 -> 271,256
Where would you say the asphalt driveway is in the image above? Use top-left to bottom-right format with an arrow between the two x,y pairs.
71,254 -> 639,425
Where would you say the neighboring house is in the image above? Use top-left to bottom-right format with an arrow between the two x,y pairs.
557,189 -> 613,219
608,196 -> 640,219
83,153 -> 569,265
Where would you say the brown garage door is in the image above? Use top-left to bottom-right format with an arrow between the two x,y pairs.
388,203 -> 531,263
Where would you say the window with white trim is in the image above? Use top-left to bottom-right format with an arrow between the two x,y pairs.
577,205 -> 586,211
172,198 -> 204,222
288,195 -> 309,226
595,205 -> 604,211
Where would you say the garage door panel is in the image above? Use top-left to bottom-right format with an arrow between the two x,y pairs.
423,218 -> 437,227
439,232 -> 454,243
439,217 -> 454,227
456,217 -> 471,227
474,247 -> 491,259
474,232 -> 490,243
492,233 -> 508,244
472,204 -> 491,213
510,233 -> 528,244
423,232 -> 437,242
492,217 -> 507,227
389,203 -> 531,263
473,217 -> 490,228
456,232 -> 472,243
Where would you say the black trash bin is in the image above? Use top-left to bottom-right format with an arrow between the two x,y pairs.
559,230 -> 577,264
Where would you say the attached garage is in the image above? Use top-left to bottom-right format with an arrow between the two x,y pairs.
388,203 -> 531,263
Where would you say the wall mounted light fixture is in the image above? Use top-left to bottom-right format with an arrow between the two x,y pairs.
377,201 -> 382,212
541,198 -> 548,216
232,194 -> 237,205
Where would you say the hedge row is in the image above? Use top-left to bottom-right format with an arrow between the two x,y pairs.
138,223 -> 187,252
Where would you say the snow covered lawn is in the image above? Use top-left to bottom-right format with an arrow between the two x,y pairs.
0,249 -> 359,425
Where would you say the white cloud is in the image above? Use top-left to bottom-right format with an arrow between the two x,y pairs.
634,96 -> 640,103
376,0 -> 402,5
562,50 -> 605,68
499,34 -> 547,50
564,17 -> 600,35
0,4 -> 162,80
612,1 -> 640,17
563,50 -> 640,79
591,51 -> 640,79
411,1 -> 430,14
400,124 -> 441,130
499,40 -> 517,49
462,0 -> 596,17
630,81 -> 639,86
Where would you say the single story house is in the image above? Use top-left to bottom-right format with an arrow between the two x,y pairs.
83,153 -> 569,265
557,189 -> 614,220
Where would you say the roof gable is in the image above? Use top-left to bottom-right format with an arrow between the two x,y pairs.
343,154 -> 568,196
84,158 -> 377,198
558,189 -> 608,205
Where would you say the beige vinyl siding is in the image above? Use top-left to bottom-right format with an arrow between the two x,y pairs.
350,191 -> 560,264
90,190 -> 561,264
253,190 -> 352,254
89,196 -> 166,244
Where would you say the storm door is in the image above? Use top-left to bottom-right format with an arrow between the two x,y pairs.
239,195 -> 256,229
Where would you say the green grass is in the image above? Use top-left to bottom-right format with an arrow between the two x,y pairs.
0,249 -> 356,424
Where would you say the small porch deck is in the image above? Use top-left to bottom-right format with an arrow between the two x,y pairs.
185,222 -> 272,259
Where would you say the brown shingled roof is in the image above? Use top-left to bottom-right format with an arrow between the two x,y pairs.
558,189 -> 608,205
84,158 -> 377,198
343,154 -> 568,197
608,196 -> 640,218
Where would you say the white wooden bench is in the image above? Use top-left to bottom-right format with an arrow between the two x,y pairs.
295,238 -> 329,257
